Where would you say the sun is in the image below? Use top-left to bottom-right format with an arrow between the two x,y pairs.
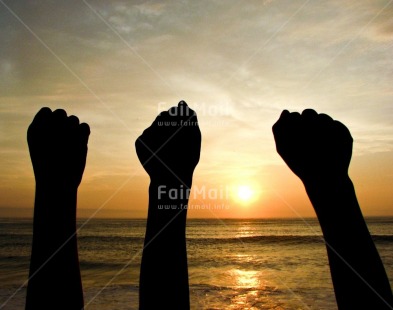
237,185 -> 254,203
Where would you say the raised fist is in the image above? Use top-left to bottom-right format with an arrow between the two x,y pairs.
135,101 -> 201,185
272,109 -> 352,184
27,108 -> 90,189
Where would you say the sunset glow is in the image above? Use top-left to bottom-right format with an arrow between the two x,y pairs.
0,1 -> 392,219
237,185 -> 254,204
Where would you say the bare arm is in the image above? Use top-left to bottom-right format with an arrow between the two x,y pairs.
273,109 -> 393,309
26,108 -> 89,310
135,101 -> 201,310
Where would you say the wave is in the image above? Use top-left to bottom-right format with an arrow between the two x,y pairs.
371,235 -> 393,243
78,235 -> 144,243
79,260 -> 136,269
192,235 -> 324,244
2,234 -> 393,247
66,234 -> 393,245
76,234 -> 326,245
192,234 -> 393,244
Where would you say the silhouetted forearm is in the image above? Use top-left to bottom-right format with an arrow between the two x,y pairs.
139,179 -> 191,310
26,185 -> 83,310
304,176 -> 393,310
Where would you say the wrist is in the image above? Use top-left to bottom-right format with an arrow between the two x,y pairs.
302,173 -> 351,189
149,181 -> 191,207
146,180 -> 190,232
36,181 -> 79,194
34,184 -> 78,231
303,175 -> 364,230
150,174 -> 193,190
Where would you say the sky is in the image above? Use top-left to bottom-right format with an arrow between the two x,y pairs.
0,0 -> 392,218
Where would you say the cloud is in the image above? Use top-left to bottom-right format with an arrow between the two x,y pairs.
371,4 -> 393,41
135,2 -> 166,17
0,0 -> 392,212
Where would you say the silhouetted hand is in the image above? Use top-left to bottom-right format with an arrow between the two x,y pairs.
273,110 -> 393,309
137,101 -> 200,310
26,107 -> 88,309
272,109 -> 352,184
135,101 -> 201,184
27,107 -> 90,189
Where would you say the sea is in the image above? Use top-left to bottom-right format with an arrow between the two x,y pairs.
1,217 -> 393,309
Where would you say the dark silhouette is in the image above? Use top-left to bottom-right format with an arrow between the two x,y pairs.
26,104 -> 391,309
273,109 -> 393,309
26,108 -> 89,310
135,101 -> 201,310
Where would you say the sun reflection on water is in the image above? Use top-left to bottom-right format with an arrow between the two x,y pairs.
235,224 -> 255,239
225,268 -> 281,309
230,269 -> 261,289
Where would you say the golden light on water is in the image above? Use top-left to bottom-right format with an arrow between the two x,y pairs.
232,269 -> 260,289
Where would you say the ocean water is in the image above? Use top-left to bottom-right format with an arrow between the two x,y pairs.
1,217 -> 393,309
